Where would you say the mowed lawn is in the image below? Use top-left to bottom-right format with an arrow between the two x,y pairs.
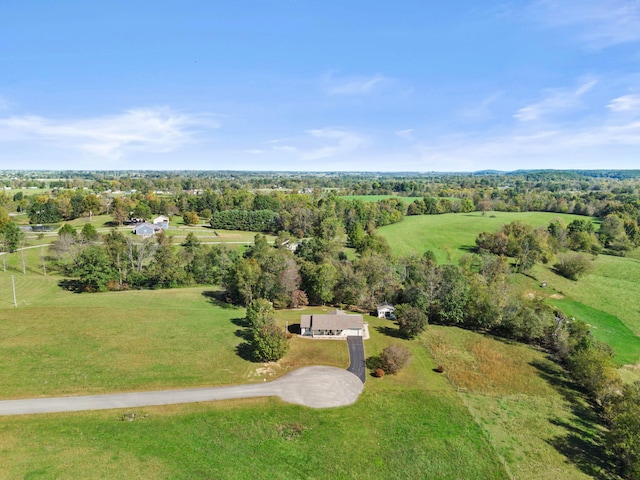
0,277 -> 510,479
378,211 -> 595,263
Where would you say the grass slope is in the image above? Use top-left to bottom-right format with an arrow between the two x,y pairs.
423,326 -> 612,480
379,211 -> 594,263
549,298 -> 640,365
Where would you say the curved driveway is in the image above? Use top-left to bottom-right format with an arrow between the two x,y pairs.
0,366 -> 363,416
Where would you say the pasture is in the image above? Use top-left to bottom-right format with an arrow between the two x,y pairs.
339,195 -> 424,204
0,268 -> 509,478
423,326 -> 609,480
378,211 -> 595,262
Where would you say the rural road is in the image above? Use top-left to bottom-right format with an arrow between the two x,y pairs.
0,366 -> 363,416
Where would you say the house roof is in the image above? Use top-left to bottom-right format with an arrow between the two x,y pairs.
133,222 -> 160,233
153,215 -> 169,223
301,310 -> 364,331
377,302 -> 395,310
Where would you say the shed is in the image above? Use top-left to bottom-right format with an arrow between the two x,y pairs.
376,302 -> 396,319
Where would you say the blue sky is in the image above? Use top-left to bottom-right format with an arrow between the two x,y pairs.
1,0 -> 639,172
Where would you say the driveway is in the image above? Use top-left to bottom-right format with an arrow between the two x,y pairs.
0,366 -> 363,416
346,336 -> 366,383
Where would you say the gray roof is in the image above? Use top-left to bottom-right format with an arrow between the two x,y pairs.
301,310 -> 364,331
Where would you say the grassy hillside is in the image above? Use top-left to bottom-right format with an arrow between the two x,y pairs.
378,211 -> 595,263
424,326 -> 610,480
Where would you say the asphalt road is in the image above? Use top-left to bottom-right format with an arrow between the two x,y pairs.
346,336 -> 366,383
0,366 -> 364,416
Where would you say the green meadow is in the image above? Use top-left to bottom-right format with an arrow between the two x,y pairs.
339,194 -> 424,204
0,211 -> 636,478
378,211 -> 595,263
378,211 -> 640,367
0,264 -> 509,478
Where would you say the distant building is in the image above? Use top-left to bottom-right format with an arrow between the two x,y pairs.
152,215 -> 169,229
376,302 -> 396,319
132,223 -> 162,237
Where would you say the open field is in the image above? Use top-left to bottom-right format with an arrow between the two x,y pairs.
378,211 -> 596,262
0,272 -> 509,478
339,195 -> 424,204
423,326 -> 611,480
529,255 -> 640,365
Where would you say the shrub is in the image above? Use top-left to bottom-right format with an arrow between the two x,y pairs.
554,253 -> 594,281
375,368 -> 385,378
379,344 -> 412,375
251,323 -> 289,362
436,364 -> 445,373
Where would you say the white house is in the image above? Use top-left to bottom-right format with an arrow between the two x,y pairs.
152,215 -> 169,229
376,302 -> 396,319
300,310 -> 364,338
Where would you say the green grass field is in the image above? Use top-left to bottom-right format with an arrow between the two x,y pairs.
378,211 -> 640,366
378,211 -> 595,263
0,211 -> 634,478
0,264 -> 509,478
339,195 -> 424,204
423,326 -> 610,480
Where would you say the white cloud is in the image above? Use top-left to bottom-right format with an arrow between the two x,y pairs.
395,129 -> 415,141
529,0 -> 640,48
514,78 -> 597,122
417,117 -> 640,169
0,107 -> 217,159
608,94 -> 640,112
324,73 -> 390,96
270,127 -> 366,161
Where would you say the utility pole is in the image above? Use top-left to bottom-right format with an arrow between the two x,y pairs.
41,245 -> 46,276
12,275 -> 17,307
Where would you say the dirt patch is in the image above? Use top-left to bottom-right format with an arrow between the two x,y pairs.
548,294 -> 564,299
253,362 -> 282,377
622,363 -> 640,370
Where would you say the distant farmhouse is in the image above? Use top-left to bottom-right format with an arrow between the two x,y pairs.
132,216 -> 169,237
300,310 -> 364,338
132,223 -> 162,237
376,302 -> 396,319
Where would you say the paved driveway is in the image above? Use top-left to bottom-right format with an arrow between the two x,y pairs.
0,366 -> 363,416
346,336 -> 366,383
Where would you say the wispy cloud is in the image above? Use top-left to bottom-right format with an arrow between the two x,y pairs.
460,92 -> 502,121
0,107 -> 217,158
395,129 -> 415,141
608,94 -> 640,113
418,116 -> 640,169
323,73 -> 390,96
270,127 -> 366,161
514,78 -> 597,122
529,0 -> 640,48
